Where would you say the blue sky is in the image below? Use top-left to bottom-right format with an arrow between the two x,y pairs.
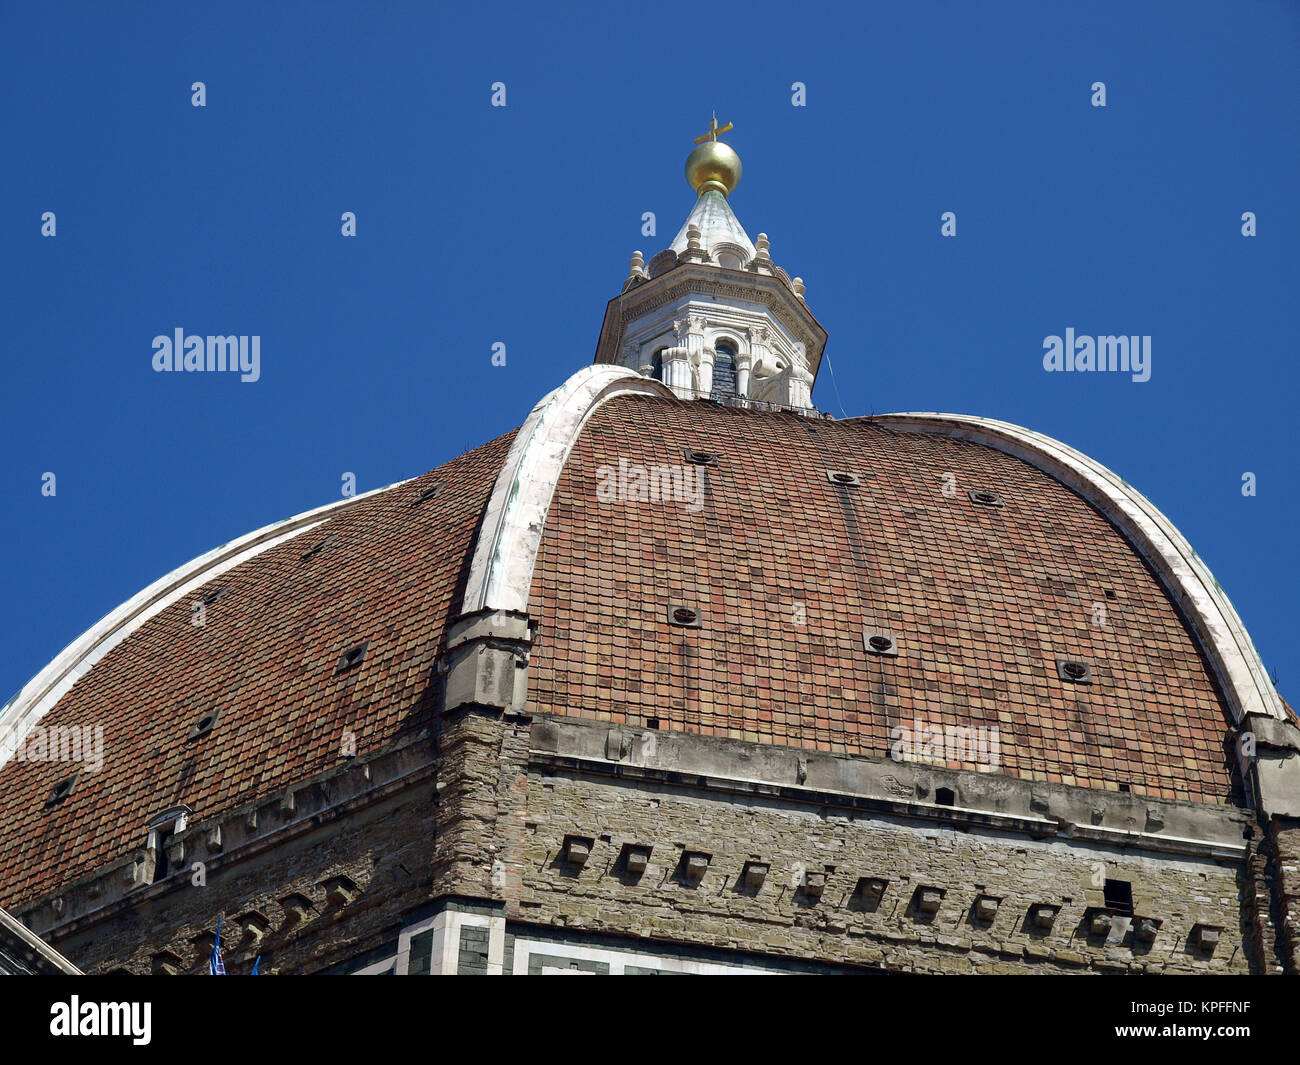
1,0 -> 1296,704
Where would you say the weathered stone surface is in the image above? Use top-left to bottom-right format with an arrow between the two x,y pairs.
511,746 -> 1253,974
40,781 -> 441,975
17,703 -> 1294,975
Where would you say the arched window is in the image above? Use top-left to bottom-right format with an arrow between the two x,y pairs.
712,339 -> 738,398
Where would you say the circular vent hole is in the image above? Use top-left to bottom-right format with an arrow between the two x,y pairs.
196,715 -> 216,732
673,607 -> 697,624
868,635 -> 894,652
1063,661 -> 1088,679
973,491 -> 999,504
832,472 -> 856,484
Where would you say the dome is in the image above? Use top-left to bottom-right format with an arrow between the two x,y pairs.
1,122 -> 1294,978
529,392 -> 1248,799
0,367 -> 1279,908
0,431 -> 516,907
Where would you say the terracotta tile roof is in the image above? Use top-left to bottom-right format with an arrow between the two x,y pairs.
0,387 -> 1246,911
527,393 -> 1240,804
0,431 -> 515,909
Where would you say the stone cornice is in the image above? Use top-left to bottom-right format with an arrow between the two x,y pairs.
530,715 -> 1252,861
594,264 -> 827,375
14,734 -> 437,940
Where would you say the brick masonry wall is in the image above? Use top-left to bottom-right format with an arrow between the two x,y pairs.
47,784 -> 441,975
512,770 -> 1256,974
31,706 -> 1283,976
431,708 -> 532,905
1269,821 -> 1300,973
1242,836 -> 1282,973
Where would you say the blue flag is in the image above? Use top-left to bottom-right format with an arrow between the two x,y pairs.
209,916 -> 226,975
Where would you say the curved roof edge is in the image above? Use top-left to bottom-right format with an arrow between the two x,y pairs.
462,365 -> 675,616
0,478 -> 412,770
0,905 -> 81,974
869,412 -> 1285,727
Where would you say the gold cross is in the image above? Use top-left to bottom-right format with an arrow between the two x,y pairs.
694,115 -> 733,144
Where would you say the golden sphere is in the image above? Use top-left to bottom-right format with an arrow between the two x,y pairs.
685,139 -> 742,197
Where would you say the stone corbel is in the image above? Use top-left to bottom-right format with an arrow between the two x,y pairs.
1240,713 -> 1300,820
440,609 -> 533,715
749,327 -> 787,383
785,360 -> 814,409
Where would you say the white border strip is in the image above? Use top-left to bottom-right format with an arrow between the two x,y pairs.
0,479 -> 411,769
462,365 -> 674,615
868,413 -> 1284,725
0,905 -> 81,974
511,936 -> 782,975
